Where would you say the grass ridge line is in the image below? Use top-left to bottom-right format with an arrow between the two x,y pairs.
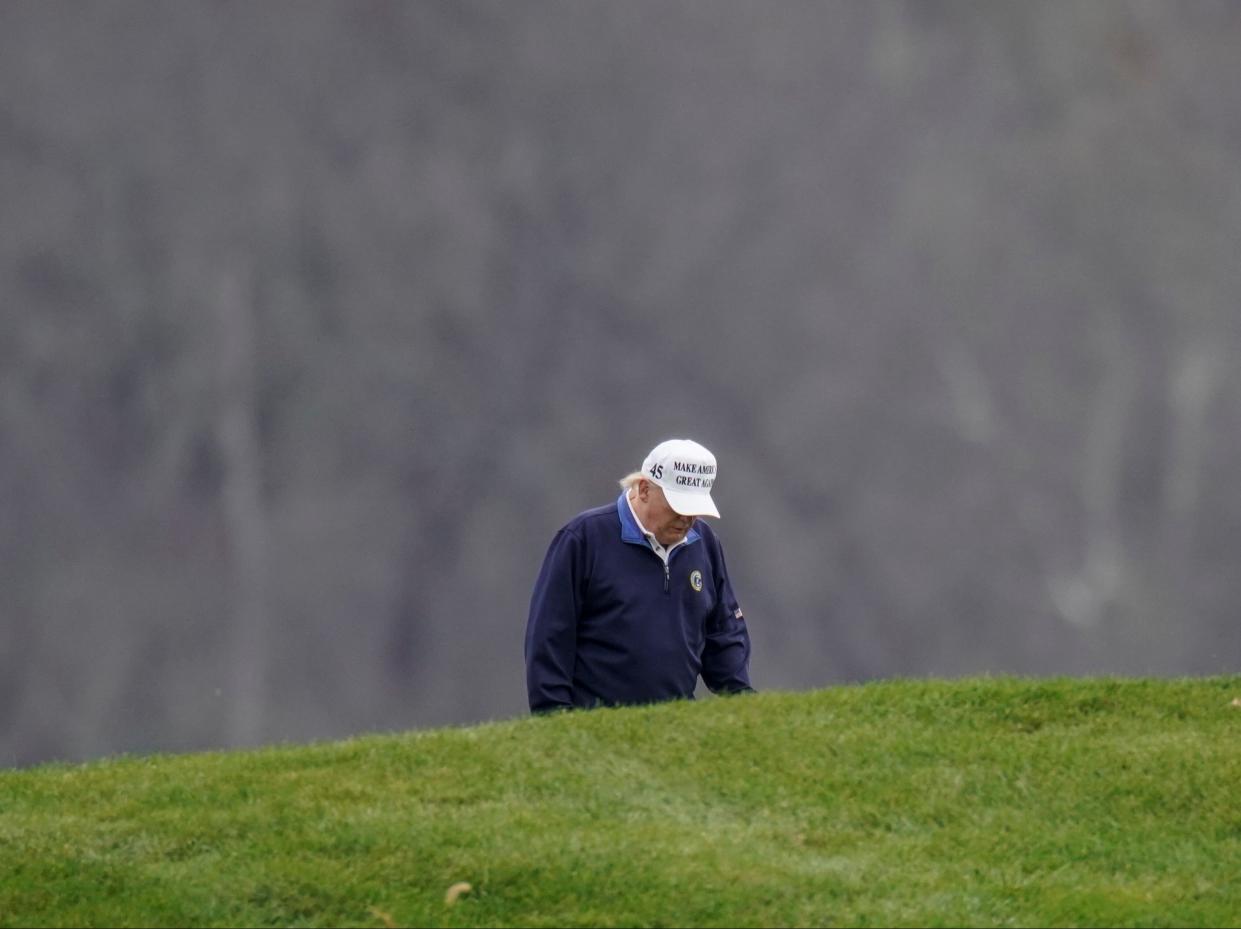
3,675 -> 1239,928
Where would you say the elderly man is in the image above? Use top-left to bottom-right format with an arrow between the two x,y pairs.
525,438 -> 754,713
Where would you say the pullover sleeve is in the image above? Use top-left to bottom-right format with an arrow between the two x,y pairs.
701,538 -> 754,696
525,527 -> 585,713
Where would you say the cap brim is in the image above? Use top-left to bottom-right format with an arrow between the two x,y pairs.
663,487 -> 721,519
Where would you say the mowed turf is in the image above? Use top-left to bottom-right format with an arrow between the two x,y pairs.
2,676 -> 1240,928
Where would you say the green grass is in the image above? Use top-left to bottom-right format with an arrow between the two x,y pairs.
3,676 -> 1241,928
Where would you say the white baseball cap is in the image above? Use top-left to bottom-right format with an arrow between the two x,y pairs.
641,439 -> 721,518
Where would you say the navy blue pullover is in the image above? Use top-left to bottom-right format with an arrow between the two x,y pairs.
525,493 -> 753,713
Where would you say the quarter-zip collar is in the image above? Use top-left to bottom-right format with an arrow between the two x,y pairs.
617,491 -> 701,563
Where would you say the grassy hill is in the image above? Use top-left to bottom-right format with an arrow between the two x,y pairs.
2,676 -> 1240,928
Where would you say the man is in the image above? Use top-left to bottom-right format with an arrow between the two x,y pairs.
525,438 -> 754,713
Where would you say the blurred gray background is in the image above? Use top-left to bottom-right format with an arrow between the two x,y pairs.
3,1 -> 1239,768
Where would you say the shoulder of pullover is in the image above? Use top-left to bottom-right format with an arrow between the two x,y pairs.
561,502 -> 620,537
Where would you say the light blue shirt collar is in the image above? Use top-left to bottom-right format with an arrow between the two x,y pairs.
616,491 -> 701,554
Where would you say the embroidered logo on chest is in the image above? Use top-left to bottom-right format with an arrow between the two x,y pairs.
689,570 -> 704,592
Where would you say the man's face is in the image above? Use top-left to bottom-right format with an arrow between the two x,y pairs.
636,480 -> 696,547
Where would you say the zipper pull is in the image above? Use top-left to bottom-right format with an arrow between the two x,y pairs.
664,563 -> 670,593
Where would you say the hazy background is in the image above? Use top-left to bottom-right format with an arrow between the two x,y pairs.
3,1 -> 1240,768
